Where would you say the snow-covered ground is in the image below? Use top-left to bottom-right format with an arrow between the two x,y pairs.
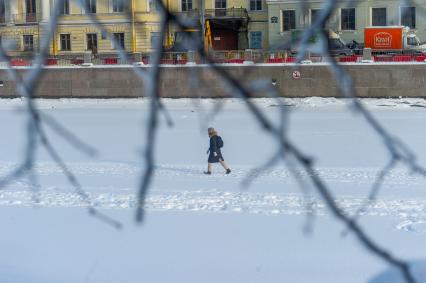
1,98 -> 426,283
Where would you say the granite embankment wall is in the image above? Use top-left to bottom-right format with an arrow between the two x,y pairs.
0,64 -> 424,98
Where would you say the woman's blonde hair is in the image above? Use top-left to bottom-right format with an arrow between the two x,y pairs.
208,127 -> 217,136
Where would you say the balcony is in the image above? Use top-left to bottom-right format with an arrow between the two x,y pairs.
204,8 -> 248,19
13,13 -> 40,24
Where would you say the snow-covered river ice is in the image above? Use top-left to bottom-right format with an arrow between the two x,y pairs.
1,98 -> 426,283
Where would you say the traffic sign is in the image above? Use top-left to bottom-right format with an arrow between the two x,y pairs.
292,70 -> 301,80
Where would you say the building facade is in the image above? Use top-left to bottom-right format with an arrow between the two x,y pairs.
0,0 -> 269,57
169,0 -> 268,51
267,0 -> 426,48
0,0 -> 162,56
3,0 -> 426,56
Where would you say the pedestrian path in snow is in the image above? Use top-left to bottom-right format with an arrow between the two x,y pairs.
1,187 -> 426,234
0,161 -> 422,186
1,161 -> 426,234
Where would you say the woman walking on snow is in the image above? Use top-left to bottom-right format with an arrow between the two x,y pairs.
204,127 -> 231,175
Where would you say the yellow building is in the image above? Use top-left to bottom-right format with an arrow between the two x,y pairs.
0,0 -> 268,58
171,0 -> 269,50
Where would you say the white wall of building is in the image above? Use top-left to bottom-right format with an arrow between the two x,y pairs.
267,0 -> 426,48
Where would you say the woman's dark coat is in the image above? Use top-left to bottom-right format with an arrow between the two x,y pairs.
208,135 -> 224,163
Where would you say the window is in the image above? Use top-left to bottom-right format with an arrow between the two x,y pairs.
311,9 -> 325,27
87,33 -> 97,50
113,33 -> 125,49
250,0 -> 262,11
401,7 -> 415,29
341,8 -> 355,30
407,36 -> 419,46
215,0 -> 226,16
26,0 -> 36,14
86,0 -> 96,13
0,0 -> 5,23
181,0 -> 192,12
23,35 -> 34,51
60,34 -> 71,51
249,31 -> 262,49
372,8 -> 386,26
113,0 -> 127,12
215,0 -> 226,9
58,0 -> 70,15
150,32 -> 161,48
26,0 -> 37,21
282,10 -> 295,31
149,0 -> 159,12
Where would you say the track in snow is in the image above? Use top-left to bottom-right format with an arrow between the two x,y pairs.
0,161 -> 422,185
1,188 -> 426,234
1,161 -> 426,234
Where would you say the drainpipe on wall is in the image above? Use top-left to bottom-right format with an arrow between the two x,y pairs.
51,0 -> 58,56
166,0 -> 171,47
199,0 -> 205,53
52,30 -> 58,55
131,0 -> 136,53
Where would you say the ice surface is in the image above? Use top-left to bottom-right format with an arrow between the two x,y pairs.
369,260 -> 426,283
1,98 -> 426,282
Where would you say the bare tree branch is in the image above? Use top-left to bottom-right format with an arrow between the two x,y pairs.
1,0 -> 425,281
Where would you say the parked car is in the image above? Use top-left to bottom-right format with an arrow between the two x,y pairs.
290,29 -> 354,56
346,40 -> 364,55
